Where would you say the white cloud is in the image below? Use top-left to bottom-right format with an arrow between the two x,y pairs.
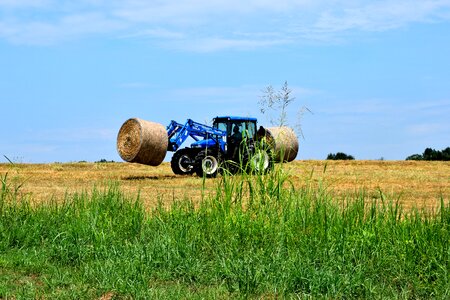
313,1 -> 450,33
1,0 -> 450,50
121,28 -> 185,39
406,99 -> 450,114
0,12 -> 125,45
171,37 -> 290,52
169,86 -> 259,103
316,98 -> 450,118
30,127 -> 116,142
407,122 -> 449,135
316,99 -> 395,115
118,82 -> 153,89
0,0 -> 50,8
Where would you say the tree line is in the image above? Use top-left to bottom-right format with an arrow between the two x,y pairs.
326,147 -> 449,161
406,147 -> 450,161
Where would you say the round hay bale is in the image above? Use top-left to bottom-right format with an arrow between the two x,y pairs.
117,118 -> 168,166
263,126 -> 299,162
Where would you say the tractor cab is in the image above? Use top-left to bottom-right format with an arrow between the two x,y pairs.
212,116 -> 257,159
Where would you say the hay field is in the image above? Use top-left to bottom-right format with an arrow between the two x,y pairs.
1,160 -> 448,211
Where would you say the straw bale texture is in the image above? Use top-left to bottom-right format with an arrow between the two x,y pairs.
264,126 -> 299,162
117,118 -> 168,166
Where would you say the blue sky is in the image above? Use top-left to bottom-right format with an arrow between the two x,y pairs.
1,0 -> 449,163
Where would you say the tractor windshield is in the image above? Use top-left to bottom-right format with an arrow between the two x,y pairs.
213,119 -> 256,140
214,121 -> 227,133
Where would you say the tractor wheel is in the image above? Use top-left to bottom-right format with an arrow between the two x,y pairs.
249,147 -> 273,174
195,149 -> 221,178
171,148 -> 196,175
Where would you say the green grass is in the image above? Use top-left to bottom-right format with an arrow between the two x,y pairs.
0,167 -> 449,299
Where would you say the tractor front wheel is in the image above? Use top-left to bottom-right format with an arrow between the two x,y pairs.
171,148 -> 196,175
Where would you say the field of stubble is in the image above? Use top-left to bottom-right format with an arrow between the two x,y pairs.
1,160 -> 448,211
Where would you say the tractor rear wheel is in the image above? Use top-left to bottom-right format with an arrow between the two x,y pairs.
246,141 -> 273,174
195,149 -> 221,178
249,148 -> 273,174
171,148 -> 196,175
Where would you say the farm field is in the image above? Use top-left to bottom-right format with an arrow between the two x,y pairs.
1,160 -> 449,211
1,159 -> 449,298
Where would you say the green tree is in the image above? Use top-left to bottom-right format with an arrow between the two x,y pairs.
406,147 -> 450,161
327,152 -> 355,160
406,154 -> 422,161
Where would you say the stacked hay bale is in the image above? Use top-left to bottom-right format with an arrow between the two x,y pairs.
117,118 -> 168,166
259,126 -> 299,162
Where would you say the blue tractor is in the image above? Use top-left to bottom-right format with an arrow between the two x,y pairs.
167,116 -> 272,177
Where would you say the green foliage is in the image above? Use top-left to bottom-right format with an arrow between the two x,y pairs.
327,152 -> 355,160
0,170 -> 449,298
406,147 -> 450,161
406,154 -> 423,161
